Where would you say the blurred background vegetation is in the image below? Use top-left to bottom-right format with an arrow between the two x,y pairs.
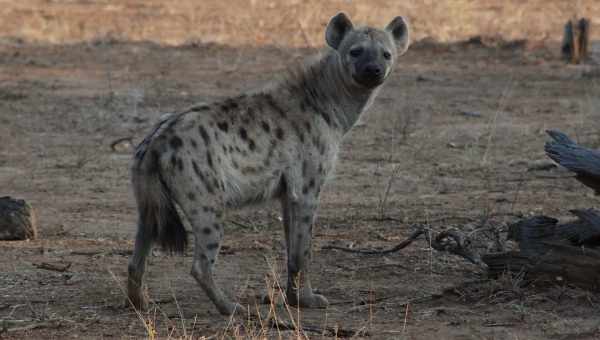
5,0 -> 598,47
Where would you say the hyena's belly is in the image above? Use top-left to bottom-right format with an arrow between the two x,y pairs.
221,161 -> 284,207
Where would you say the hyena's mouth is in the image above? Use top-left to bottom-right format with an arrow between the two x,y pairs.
353,73 -> 385,88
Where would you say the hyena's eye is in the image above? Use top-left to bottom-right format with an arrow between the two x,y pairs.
383,51 -> 392,60
349,47 -> 364,57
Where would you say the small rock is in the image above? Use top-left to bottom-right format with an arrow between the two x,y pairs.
0,196 -> 37,240
527,160 -> 557,172
110,137 -> 134,153
459,110 -> 482,118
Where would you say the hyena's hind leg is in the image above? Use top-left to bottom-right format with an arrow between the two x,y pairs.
185,205 -> 242,316
127,219 -> 153,310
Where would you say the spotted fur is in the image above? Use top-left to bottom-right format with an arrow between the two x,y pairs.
127,12 -> 410,316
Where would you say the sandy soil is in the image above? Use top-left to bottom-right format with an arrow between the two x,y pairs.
1,37 -> 600,339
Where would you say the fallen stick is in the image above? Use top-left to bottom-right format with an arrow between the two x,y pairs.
322,227 -> 483,266
321,229 -> 426,255
32,262 -> 71,272
70,249 -> 132,256
1,320 -> 62,333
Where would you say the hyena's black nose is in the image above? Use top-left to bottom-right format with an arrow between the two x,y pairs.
355,63 -> 386,87
364,64 -> 382,77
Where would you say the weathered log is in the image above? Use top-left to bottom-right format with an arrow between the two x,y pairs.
484,209 -> 600,289
506,210 -> 600,249
483,243 -> 600,290
0,196 -> 37,240
562,17 -> 591,64
506,216 -> 558,256
545,129 -> 600,194
558,209 -> 600,246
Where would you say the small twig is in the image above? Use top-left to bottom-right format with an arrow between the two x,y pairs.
70,249 -> 132,257
377,163 -> 404,220
70,250 -> 105,256
347,263 -> 411,272
483,322 -> 516,327
32,262 -> 71,272
2,320 -> 62,333
322,229 -> 426,255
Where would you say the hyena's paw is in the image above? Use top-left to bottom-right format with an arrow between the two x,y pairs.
287,290 -> 329,309
126,290 -> 149,311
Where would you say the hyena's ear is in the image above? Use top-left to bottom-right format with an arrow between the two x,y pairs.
385,16 -> 410,56
326,12 -> 354,50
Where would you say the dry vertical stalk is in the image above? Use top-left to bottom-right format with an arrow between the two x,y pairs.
562,17 -> 591,64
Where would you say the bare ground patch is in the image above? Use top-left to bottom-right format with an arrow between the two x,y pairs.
1,39 -> 600,339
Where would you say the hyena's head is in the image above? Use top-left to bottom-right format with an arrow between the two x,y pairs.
326,12 -> 410,89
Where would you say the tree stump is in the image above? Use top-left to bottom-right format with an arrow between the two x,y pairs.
0,196 -> 38,240
562,17 -> 591,64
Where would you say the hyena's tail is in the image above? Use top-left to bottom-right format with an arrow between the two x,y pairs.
130,115 -> 187,253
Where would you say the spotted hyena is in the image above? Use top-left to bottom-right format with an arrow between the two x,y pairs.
127,12 -> 410,316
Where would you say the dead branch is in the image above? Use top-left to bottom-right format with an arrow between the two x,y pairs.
506,210 -> 600,250
545,129 -> 600,195
558,209 -> 600,245
483,210 -> 600,289
322,226 -> 484,267
321,228 -> 426,255
483,129 -> 600,287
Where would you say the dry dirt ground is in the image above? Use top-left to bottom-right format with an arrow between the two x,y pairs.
1,38 -> 600,339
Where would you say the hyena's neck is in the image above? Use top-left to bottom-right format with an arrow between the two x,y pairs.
282,51 -> 380,134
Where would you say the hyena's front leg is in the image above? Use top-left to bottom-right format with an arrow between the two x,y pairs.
281,190 -> 329,308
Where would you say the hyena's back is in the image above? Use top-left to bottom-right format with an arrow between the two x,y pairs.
133,90 -> 334,234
